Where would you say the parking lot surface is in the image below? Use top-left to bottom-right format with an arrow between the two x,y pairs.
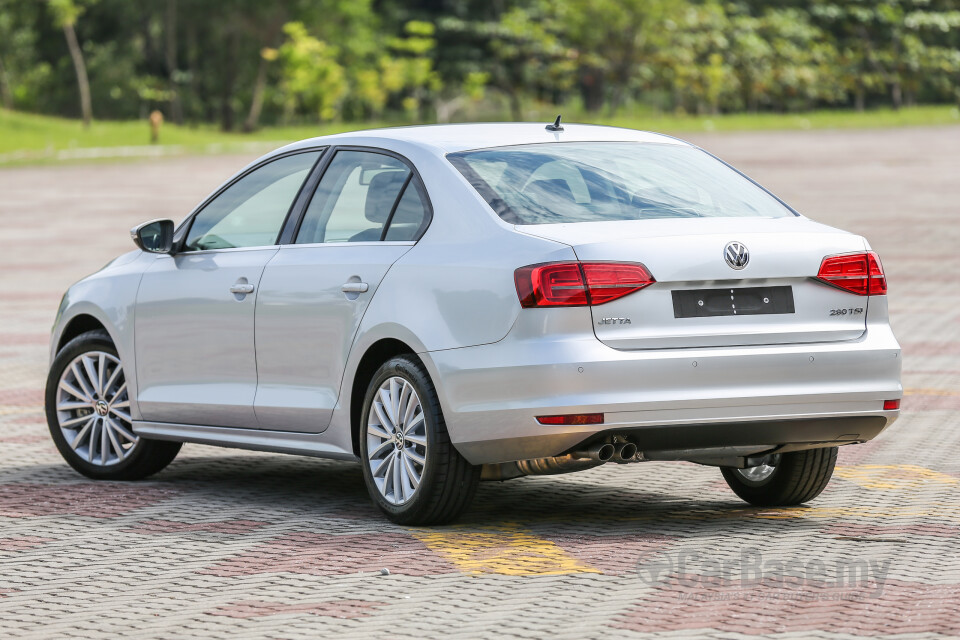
1,126 -> 959,639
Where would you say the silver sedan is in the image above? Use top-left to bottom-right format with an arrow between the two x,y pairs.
45,122 -> 902,524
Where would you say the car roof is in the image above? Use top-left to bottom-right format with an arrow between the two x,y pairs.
281,122 -> 688,155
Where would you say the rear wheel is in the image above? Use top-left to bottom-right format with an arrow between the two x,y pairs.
359,355 -> 479,524
45,330 -> 181,480
721,447 -> 837,506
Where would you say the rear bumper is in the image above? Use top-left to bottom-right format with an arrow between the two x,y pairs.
426,310 -> 901,465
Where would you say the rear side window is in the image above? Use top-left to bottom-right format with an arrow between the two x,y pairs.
448,142 -> 795,225
296,150 -> 429,243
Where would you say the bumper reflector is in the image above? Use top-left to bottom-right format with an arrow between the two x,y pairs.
883,399 -> 900,410
536,413 -> 604,426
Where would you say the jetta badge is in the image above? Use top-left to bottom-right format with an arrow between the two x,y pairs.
724,241 -> 749,270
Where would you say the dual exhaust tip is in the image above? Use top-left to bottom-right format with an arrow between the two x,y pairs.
574,441 -> 638,464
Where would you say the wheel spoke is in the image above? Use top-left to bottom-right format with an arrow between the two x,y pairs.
82,356 -> 102,397
372,401 -> 395,434
106,426 -> 126,461
73,362 -> 95,400
389,378 -> 401,427
70,418 -> 95,449
367,422 -> 392,441
397,381 -> 412,426
110,400 -> 130,410
57,400 -> 90,412
106,417 -> 137,443
402,454 -> 420,490
102,364 -> 122,399
392,453 -> 403,502
405,433 -> 427,447
100,420 -> 109,465
109,382 -> 127,405
97,354 -> 106,397
403,411 -> 424,435
372,454 -> 392,478
383,456 -> 396,501
369,439 -> 394,460
87,420 -> 100,462
61,413 -> 94,428
405,447 -> 426,466
109,407 -> 132,424
60,379 -> 91,403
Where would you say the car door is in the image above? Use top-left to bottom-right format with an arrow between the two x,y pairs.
254,148 -> 431,432
135,150 -> 323,428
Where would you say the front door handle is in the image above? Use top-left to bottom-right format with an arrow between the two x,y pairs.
230,283 -> 255,295
341,282 -> 369,293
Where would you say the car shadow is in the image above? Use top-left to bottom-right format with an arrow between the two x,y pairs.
3,453 -> 826,537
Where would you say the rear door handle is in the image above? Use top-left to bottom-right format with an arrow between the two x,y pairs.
341,282 -> 369,293
230,283 -> 255,295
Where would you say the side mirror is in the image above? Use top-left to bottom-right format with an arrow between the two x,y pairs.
131,219 -> 175,254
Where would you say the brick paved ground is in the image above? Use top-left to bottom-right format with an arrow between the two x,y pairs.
1,126 -> 958,639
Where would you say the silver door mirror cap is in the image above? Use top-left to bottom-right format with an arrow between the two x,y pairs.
131,219 -> 175,254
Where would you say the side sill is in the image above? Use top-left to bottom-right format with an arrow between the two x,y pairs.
133,421 -> 359,461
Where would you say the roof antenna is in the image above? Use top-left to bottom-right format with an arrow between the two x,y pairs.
545,115 -> 563,132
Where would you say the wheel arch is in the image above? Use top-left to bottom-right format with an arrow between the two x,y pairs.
349,338 -> 426,457
57,313 -> 111,353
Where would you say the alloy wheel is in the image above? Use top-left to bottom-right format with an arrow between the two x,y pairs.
55,351 -> 138,466
366,376 -> 427,505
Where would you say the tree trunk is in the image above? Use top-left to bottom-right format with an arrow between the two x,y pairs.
890,81 -> 902,111
242,52 -> 268,132
0,56 -> 13,109
854,85 -> 865,113
507,90 -> 522,121
165,0 -> 183,124
62,23 -> 92,128
219,34 -> 239,132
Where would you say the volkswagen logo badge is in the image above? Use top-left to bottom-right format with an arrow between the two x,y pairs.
724,241 -> 749,270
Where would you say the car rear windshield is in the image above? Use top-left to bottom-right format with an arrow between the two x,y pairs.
447,142 -> 795,225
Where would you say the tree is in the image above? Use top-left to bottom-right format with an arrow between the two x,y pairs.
274,21 -> 347,121
48,0 -> 93,127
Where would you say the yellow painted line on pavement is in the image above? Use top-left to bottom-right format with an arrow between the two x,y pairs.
410,523 -> 601,576
835,464 -> 959,490
741,503 -> 960,522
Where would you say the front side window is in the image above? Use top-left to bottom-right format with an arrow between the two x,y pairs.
183,151 -> 321,251
296,150 -> 428,244
448,142 -> 795,225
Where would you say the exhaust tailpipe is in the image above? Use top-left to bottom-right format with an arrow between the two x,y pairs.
613,442 -> 638,463
572,442 -> 615,463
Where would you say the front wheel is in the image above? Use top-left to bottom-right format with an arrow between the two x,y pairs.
45,330 -> 181,480
359,355 -> 479,525
721,447 -> 837,506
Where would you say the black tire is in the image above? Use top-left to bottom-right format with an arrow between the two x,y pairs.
721,447 -> 837,506
359,355 -> 479,525
45,330 -> 182,480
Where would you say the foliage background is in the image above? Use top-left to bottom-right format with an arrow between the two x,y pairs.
0,0 -> 959,131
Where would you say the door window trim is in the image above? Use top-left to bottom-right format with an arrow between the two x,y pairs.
285,145 -> 434,246
173,147 -> 328,254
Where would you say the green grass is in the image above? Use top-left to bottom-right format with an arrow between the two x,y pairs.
593,104 -> 960,133
2,104 -> 958,165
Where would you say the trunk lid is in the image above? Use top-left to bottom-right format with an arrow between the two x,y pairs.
517,217 -> 869,349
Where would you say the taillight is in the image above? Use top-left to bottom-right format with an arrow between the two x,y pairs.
515,262 -> 655,308
816,251 -> 886,296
